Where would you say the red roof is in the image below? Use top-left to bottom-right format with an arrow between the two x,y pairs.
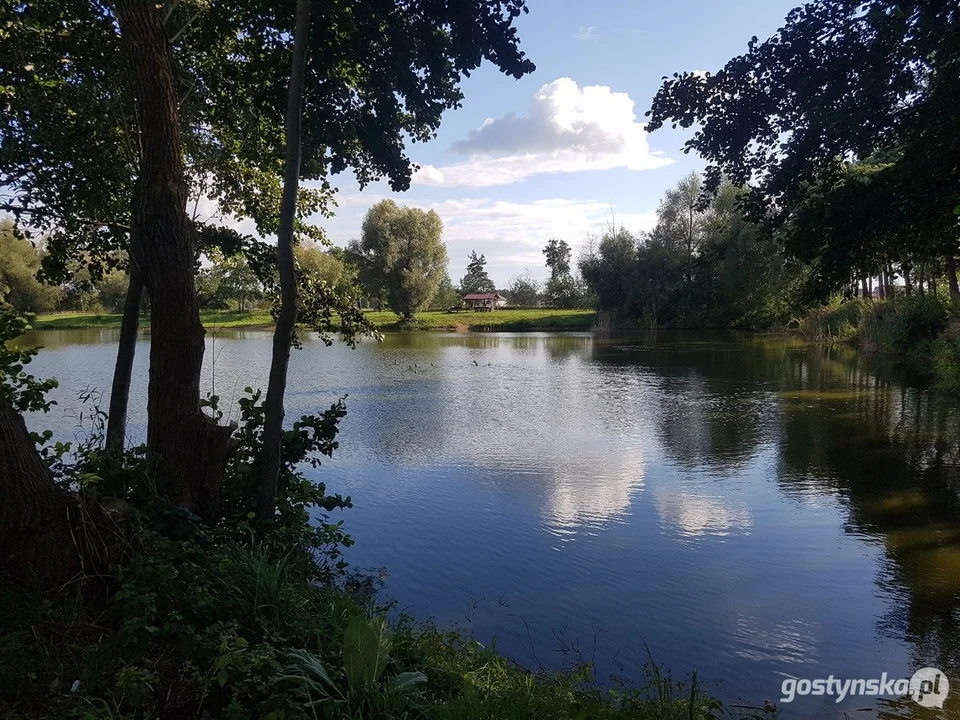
463,292 -> 501,300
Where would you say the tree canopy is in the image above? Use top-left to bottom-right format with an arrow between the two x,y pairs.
579,174 -> 799,328
647,0 -> 960,299
0,220 -> 58,313
647,0 -> 959,217
359,200 -> 448,320
460,251 -> 496,294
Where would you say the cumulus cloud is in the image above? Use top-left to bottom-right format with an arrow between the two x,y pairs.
413,78 -> 672,187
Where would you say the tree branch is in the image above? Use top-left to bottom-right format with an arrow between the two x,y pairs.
0,203 -> 130,233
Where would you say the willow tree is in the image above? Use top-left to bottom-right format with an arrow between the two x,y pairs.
359,200 -> 448,322
0,0 -> 534,585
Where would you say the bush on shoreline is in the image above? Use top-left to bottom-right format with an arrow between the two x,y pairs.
799,295 -> 960,392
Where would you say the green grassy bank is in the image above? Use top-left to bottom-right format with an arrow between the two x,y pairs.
33,308 -> 596,333
1,547 -> 718,720
799,295 -> 960,393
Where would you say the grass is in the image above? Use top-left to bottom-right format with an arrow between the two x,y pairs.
0,539 -> 723,720
32,308 -> 597,332
798,295 -> 960,394
373,308 -> 596,331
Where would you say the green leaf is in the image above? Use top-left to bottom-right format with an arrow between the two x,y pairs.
389,671 -> 427,691
343,616 -> 392,690
280,648 -> 342,700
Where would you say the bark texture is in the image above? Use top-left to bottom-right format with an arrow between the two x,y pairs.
258,0 -> 311,523
106,259 -> 143,451
0,398 -> 79,588
113,0 -> 233,520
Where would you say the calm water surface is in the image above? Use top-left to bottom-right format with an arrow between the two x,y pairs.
20,329 -> 960,717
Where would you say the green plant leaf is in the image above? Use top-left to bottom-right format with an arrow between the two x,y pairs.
343,616 -> 392,690
389,671 -> 427,691
280,649 -> 343,701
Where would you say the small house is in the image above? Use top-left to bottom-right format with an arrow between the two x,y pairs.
462,292 -> 504,312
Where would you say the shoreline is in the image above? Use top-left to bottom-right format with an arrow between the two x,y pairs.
29,308 -> 598,334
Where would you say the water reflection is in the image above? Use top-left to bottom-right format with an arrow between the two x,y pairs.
774,359 -> 960,716
655,489 -> 752,539
19,328 -> 960,716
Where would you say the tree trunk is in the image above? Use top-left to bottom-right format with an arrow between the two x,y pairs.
946,255 -> 959,300
258,0 -> 311,524
106,260 -> 143,451
113,0 -> 233,521
0,397 -> 79,588
902,262 -> 913,297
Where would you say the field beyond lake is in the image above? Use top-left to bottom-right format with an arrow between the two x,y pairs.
32,308 -> 596,332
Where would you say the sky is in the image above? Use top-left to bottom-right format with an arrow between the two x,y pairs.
228,0 -> 802,287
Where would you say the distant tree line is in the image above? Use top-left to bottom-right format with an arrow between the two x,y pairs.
0,218 -> 129,314
576,173 -> 801,329
0,217 -> 367,319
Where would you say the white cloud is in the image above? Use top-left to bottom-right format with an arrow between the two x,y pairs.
574,25 -> 597,42
190,194 -> 260,238
413,78 -> 672,187
326,194 -> 657,284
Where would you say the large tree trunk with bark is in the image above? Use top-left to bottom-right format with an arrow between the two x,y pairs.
106,259 -> 143,451
258,0 -> 311,524
113,1 -> 233,521
0,398 -> 80,588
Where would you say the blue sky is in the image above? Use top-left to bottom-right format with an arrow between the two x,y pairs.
230,0 -> 801,286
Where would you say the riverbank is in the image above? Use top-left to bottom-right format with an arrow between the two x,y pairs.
33,308 -> 596,333
2,551 -> 717,720
799,295 -> 960,392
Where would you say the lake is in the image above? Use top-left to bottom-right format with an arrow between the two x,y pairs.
19,328 -> 960,717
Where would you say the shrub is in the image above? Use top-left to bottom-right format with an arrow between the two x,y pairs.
934,318 -> 960,394
799,298 -> 867,342
891,295 -> 948,351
